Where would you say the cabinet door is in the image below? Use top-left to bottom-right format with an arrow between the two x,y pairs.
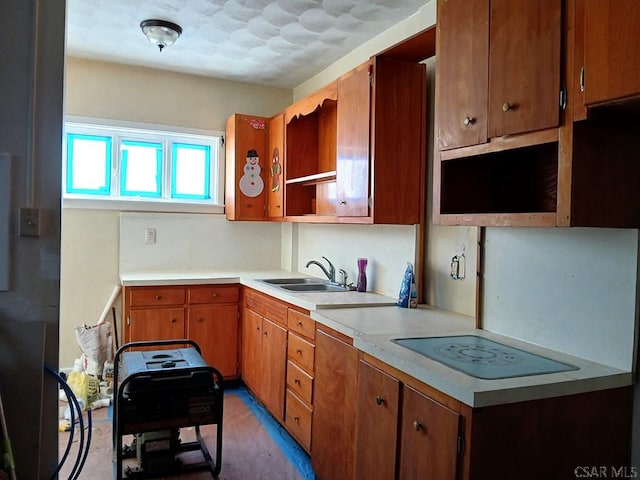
435,0 -> 489,150
336,62 -> 370,217
261,318 -> 287,421
128,308 -> 185,349
488,0 -> 561,137
398,385 -> 460,480
187,304 -> 238,378
354,361 -> 400,480
241,307 -> 262,393
311,329 -> 359,480
583,0 -> 640,105
225,114 -> 268,221
267,113 -> 285,218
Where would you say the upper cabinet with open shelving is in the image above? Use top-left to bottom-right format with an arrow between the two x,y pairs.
433,0 -> 640,228
226,54 -> 427,225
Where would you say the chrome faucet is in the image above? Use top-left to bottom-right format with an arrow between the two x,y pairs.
305,256 -> 336,283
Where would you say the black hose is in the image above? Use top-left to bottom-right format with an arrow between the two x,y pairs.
44,364 -> 92,480
72,409 -> 92,480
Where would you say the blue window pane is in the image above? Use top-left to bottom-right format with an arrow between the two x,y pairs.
120,140 -> 162,197
66,133 -> 111,194
171,143 -> 211,199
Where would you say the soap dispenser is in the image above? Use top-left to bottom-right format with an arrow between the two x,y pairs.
356,258 -> 367,292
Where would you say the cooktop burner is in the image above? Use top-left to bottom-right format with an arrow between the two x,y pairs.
392,335 -> 579,380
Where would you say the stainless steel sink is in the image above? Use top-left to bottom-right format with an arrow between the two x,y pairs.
257,278 -> 353,292
259,278 -> 322,285
280,283 -> 351,292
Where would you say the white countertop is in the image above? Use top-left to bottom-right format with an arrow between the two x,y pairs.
311,305 -> 633,408
120,269 -> 397,310
120,270 -> 633,408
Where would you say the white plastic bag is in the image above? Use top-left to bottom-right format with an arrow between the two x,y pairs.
74,322 -> 113,378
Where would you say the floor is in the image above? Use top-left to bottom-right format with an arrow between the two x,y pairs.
58,386 -> 315,479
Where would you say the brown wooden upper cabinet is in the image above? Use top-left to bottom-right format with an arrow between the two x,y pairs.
232,56 -> 426,225
580,0 -> 640,108
267,113 -> 285,219
225,113 -> 269,221
336,57 -> 427,224
436,0 -> 562,151
283,81 -> 338,219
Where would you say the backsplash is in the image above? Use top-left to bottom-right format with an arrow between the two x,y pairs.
483,227 -> 638,370
119,212 -> 282,273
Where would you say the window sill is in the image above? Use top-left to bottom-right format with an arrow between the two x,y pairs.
62,196 -> 225,215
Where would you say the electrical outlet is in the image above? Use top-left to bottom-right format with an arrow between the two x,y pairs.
144,228 -> 156,245
19,207 -> 40,237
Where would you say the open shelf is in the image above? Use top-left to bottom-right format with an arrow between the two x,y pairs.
438,142 -> 558,220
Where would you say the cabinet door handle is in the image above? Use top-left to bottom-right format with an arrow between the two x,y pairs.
264,331 -> 268,337
211,293 -> 217,298
502,102 -> 513,112
171,319 -> 177,323
463,116 -> 475,126
294,379 -> 301,385
155,295 -> 161,300
256,326 -> 261,331
375,395 -> 384,406
297,321 -> 303,327
294,416 -> 300,423
296,349 -> 302,355
412,420 -> 423,431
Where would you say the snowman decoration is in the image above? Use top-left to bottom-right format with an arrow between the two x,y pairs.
239,149 -> 264,197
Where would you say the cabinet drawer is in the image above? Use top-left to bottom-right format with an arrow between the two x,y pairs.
286,360 -> 313,405
288,333 -> 315,374
285,390 -> 312,452
189,285 -> 239,304
129,287 -> 186,307
287,309 -> 315,340
244,288 -> 287,325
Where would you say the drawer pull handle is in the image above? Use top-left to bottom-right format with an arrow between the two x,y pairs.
155,295 -> 161,300
294,379 -> 301,385
463,116 -> 475,126
296,349 -> 302,355
413,420 -> 423,432
297,321 -> 303,327
171,319 -> 177,323
264,331 -> 268,337
375,396 -> 384,406
211,293 -> 217,297
294,416 -> 300,423
502,102 -> 513,112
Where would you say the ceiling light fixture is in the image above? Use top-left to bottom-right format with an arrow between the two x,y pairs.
140,19 -> 182,52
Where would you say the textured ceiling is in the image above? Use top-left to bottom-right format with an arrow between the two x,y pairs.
65,0 -> 427,89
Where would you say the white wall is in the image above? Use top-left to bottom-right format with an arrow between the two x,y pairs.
292,224 -> 417,298
66,57 -> 292,131
119,213 -> 282,273
483,228 -> 638,370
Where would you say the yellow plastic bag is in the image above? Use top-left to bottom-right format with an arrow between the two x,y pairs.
66,363 -> 99,409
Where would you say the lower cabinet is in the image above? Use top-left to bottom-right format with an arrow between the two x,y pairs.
311,327 -> 359,480
355,360 -> 460,480
241,288 -> 288,420
284,308 -> 315,452
123,284 -> 240,379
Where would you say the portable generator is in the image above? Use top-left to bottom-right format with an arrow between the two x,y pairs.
112,339 -> 223,479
